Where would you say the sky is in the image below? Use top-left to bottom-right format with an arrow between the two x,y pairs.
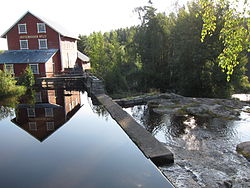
0,0 -> 189,50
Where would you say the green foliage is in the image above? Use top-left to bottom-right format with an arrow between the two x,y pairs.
0,70 -> 26,97
17,66 -> 35,87
77,0 -> 249,98
80,28 -> 142,94
77,35 -> 88,53
198,0 -> 250,81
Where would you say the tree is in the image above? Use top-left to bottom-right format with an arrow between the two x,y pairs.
198,0 -> 249,81
17,66 -> 35,87
135,3 -> 175,91
0,70 -> 26,97
77,35 -> 88,53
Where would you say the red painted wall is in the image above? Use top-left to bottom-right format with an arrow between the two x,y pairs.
53,51 -> 62,74
13,89 -> 81,141
14,107 -> 66,141
7,12 -> 60,50
64,90 -> 81,115
3,12 -> 81,77
0,63 -> 46,77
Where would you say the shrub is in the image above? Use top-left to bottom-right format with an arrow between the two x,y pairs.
0,70 -> 26,97
17,66 -> 35,87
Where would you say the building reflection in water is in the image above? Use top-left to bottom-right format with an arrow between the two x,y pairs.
11,89 -> 82,142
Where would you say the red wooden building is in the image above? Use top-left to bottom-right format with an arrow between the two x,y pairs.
0,11 -> 90,77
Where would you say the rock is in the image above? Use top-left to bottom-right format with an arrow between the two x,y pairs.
236,141 -> 250,161
116,92 -> 247,119
147,93 -> 247,119
223,180 -> 232,188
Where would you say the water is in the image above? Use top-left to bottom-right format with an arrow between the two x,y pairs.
232,93 -> 250,101
125,105 -> 250,187
0,89 -> 172,188
125,105 -> 250,148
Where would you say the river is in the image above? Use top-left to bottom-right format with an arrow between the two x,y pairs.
0,88 -> 173,188
125,105 -> 250,187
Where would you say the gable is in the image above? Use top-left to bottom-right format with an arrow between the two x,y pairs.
1,11 -> 78,40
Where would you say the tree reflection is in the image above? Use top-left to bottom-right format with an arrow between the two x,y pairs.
92,105 -> 109,119
0,97 -> 16,120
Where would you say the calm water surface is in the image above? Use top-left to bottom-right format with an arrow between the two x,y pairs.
0,90 -> 172,188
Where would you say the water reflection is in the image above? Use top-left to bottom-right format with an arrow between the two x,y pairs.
0,90 -> 172,188
126,105 -> 250,149
11,89 -> 82,142
0,98 -> 15,120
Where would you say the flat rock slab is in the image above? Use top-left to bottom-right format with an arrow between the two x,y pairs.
237,141 -> 250,161
96,94 -> 174,165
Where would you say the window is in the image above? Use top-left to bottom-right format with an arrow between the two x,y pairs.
30,64 -> 39,74
46,122 -> 54,131
35,92 -> 42,103
38,39 -> 47,49
27,108 -> 35,117
5,64 -> 14,74
37,23 -> 46,33
18,24 -> 27,34
29,122 -> 37,131
20,40 -> 29,49
45,108 -> 53,117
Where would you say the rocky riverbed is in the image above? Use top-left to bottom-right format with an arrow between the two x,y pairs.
117,93 -> 249,120
122,93 -> 250,188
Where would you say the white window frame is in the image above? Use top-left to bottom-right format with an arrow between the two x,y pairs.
38,39 -> 48,49
45,108 -> 53,117
37,23 -> 46,33
20,40 -> 29,50
27,108 -> 35,117
46,122 -> 54,131
5,64 -> 14,74
18,24 -> 27,34
30,64 -> 39,74
29,122 -> 37,131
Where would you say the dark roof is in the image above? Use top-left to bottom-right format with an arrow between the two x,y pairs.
0,49 -> 58,64
77,50 -> 90,62
1,11 -> 78,39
